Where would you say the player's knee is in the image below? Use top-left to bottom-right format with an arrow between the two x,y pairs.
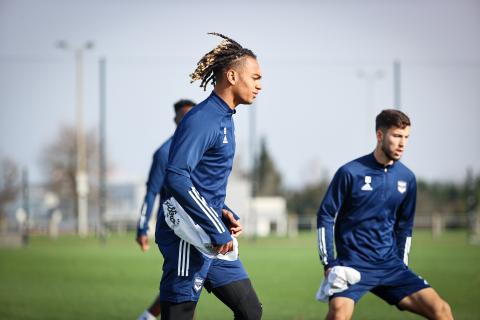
237,301 -> 262,320
432,300 -> 453,320
326,308 -> 351,320
235,292 -> 262,320
327,299 -> 353,320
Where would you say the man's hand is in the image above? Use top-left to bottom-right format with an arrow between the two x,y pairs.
136,234 -> 150,252
222,209 -> 243,238
212,240 -> 234,255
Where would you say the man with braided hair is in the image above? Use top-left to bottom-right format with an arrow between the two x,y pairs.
158,33 -> 263,320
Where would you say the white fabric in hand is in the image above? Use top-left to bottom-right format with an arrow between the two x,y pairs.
316,266 -> 361,302
163,197 -> 238,261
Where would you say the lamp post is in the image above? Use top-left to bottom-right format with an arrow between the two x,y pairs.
56,40 -> 94,237
357,69 -> 384,150
393,59 -> 402,110
249,101 -> 258,238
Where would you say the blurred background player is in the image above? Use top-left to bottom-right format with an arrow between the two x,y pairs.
317,109 -> 453,320
136,99 -> 196,320
158,32 -> 263,320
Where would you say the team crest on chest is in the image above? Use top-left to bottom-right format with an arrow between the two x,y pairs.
223,127 -> 228,144
361,176 -> 373,191
397,180 -> 407,194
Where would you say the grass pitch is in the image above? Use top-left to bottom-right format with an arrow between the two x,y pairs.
0,230 -> 479,319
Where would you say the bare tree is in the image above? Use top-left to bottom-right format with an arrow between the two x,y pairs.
0,158 -> 19,231
40,125 -> 100,221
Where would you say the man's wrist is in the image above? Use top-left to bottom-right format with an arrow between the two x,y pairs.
324,261 -> 339,271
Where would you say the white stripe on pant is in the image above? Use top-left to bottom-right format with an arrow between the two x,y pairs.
177,240 -> 190,277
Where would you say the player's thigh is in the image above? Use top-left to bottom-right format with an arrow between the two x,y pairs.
398,287 -> 453,319
326,297 -> 355,320
371,265 -> 430,306
210,278 -> 262,320
158,240 -> 212,302
206,258 -> 249,289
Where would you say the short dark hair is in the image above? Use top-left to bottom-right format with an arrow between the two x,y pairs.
173,99 -> 196,113
375,109 -> 411,131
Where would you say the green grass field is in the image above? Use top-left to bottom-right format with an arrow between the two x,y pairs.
1,230 -> 479,319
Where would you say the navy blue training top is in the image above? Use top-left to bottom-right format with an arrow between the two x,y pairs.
136,137 -> 172,236
317,153 -> 417,270
164,91 -> 237,246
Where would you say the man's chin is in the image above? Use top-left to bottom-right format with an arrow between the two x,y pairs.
385,152 -> 401,162
391,154 -> 402,161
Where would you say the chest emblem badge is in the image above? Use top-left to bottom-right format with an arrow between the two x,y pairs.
223,127 -> 228,144
398,180 -> 407,194
361,176 -> 373,191
193,277 -> 204,292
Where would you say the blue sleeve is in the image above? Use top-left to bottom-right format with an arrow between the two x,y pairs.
223,204 -> 240,220
221,204 -> 240,232
395,176 -> 416,265
165,121 -> 231,245
137,148 -> 168,236
316,167 -> 351,270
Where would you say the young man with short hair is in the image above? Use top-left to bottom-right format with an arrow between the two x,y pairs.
317,109 -> 453,320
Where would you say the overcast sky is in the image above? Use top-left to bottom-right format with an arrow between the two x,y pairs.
1,0 -> 479,188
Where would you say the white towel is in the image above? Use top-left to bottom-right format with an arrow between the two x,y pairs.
315,266 -> 361,302
163,197 -> 238,261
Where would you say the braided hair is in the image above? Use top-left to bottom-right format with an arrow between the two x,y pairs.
190,32 -> 256,91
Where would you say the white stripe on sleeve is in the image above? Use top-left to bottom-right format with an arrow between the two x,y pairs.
192,187 -> 225,232
403,236 -> 412,265
188,188 -> 225,233
317,227 -> 328,265
139,202 -> 147,229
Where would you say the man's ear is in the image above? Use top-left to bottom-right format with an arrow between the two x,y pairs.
225,69 -> 237,85
376,129 -> 383,143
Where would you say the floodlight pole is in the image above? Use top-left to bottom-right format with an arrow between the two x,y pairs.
249,101 -> 258,239
393,59 -> 402,110
57,40 -> 94,237
99,57 -> 108,243
357,69 -> 384,149
21,168 -> 30,246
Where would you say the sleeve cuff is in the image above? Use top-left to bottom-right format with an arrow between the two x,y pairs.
209,230 -> 232,246
223,204 -> 240,220
136,228 -> 148,237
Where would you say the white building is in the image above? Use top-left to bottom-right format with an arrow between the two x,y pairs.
226,170 -> 288,237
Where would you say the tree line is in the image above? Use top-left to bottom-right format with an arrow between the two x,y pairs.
1,131 -> 478,231
251,139 -> 479,221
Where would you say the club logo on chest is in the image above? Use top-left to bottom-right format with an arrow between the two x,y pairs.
397,180 -> 407,194
223,127 -> 228,144
361,176 -> 373,191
